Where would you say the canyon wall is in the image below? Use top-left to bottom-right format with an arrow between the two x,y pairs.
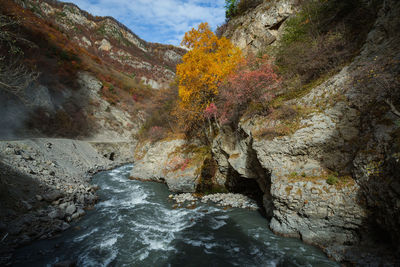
131,0 -> 400,264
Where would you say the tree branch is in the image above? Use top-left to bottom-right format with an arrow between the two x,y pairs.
385,99 -> 400,118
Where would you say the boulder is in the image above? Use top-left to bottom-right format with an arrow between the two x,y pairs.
43,191 -> 63,202
65,204 -> 76,216
48,209 -> 65,220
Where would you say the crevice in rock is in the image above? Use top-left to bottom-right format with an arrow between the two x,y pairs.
221,127 -> 274,219
269,17 -> 287,31
103,152 -> 115,161
246,137 -> 274,219
196,157 -> 219,193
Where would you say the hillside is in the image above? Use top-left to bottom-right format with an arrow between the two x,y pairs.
0,0 -> 185,140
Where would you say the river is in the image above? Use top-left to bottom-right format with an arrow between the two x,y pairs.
13,164 -> 338,266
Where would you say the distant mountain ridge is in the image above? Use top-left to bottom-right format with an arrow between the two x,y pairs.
15,0 -> 186,90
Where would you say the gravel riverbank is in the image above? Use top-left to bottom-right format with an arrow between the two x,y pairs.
170,193 -> 259,210
0,138 -> 133,265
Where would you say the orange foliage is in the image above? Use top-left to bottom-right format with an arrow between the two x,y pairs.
176,22 -> 242,134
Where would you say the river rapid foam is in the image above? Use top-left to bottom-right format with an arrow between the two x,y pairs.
13,165 -> 338,266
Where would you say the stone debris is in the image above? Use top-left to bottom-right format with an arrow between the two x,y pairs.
0,138 -> 131,257
170,193 -> 258,210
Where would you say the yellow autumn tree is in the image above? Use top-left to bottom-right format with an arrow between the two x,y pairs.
176,22 -> 242,138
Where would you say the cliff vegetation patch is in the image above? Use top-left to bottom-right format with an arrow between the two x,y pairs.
275,0 -> 382,97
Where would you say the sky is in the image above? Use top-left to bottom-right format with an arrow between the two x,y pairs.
65,0 -> 226,45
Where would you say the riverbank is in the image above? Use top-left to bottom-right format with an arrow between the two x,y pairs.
169,193 -> 259,210
0,138 -> 134,265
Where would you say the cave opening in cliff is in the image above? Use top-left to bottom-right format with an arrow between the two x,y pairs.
225,167 -> 266,217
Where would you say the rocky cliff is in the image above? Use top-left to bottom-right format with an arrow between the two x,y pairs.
221,0 -> 298,54
131,0 -> 400,264
214,0 -> 400,263
131,139 -> 212,193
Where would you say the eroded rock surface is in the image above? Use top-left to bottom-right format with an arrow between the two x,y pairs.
131,139 -> 209,192
222,0 -> 298,54
213,0 -> 400,264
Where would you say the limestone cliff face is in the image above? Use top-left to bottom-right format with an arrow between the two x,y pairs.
221,0 -> 298,54
212,0 -> 400,263
131,0 -> 400,263
76,72 -> 138,142
131,139 -> 210,193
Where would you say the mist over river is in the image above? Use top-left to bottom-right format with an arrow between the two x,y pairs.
13,165 -> 337,266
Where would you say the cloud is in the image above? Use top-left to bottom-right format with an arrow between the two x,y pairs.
65,0 -> 226,45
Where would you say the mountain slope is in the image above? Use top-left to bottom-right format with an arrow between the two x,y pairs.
0,0 -> 185,140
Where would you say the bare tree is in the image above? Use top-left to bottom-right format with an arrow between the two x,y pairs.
0,56 -> 39,103
0,14 -> 39,104
385,99 -> 400,118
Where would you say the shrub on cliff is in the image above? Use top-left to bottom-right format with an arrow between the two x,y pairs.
224,0 -> 263,21
175,22 -> 242,140
276,0 -> 382,89
225,0 -> 238,20
216,55 -> 281,125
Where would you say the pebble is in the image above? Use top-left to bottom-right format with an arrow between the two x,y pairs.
170,193 -> 258,210
60,222 -> 70,231
71,213 -> 80,220
22,201 -> 32,210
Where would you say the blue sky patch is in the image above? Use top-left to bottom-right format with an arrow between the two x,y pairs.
65,0 -> 226,45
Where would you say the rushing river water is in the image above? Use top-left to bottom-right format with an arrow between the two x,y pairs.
14,165 -> 338,266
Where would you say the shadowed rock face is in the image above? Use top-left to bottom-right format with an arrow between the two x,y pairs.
0,71 -> 137,141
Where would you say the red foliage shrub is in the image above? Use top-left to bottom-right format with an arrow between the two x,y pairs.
148,126 -> 166,142
204,103 -> 218,119
180,158 -> 191,171
216,55 -> 281,125
167,156 -> 191,172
